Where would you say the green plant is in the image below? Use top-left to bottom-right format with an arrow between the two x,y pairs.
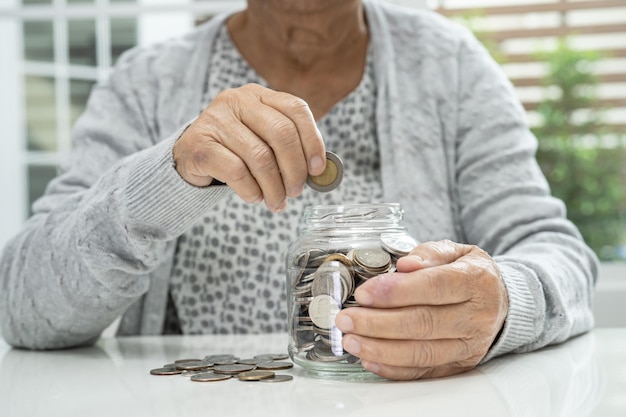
532,40 -> 626,260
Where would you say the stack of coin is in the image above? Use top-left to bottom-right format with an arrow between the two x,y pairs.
311,260 -> 354,304
150,353 -> 293,383
289,234 -> 418,365
350,248 -> 392,279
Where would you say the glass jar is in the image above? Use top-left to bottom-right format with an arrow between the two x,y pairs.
285,203 -> 418,379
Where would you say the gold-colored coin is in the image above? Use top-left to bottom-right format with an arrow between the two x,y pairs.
260,374 -> 294,383
310,160 -> 337,187
323,253 -> 353,269
307,151 -> 344,192
237,370 -> 276,381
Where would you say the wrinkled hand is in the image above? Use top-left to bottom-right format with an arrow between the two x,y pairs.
173,83 -> 326,212
335,240 -> 508,380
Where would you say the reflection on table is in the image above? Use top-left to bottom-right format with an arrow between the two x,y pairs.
0,328 -> 624,417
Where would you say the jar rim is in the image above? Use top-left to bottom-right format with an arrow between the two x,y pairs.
304,203 -> 401,212
302,203 -> 404,226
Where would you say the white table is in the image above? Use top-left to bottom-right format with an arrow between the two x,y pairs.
1,328 -> 625,417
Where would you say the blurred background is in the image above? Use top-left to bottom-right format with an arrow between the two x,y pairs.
0,0 -> 624,324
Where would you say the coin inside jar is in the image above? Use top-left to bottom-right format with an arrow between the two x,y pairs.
306,151 -> 344,192
308,294 -> 340,329
380,233 -> 419,257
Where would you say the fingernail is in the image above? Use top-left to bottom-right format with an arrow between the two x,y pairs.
275,199 -> 287,213
310,155 -> 324,173
354,288 -> 373,306
335,314 -> 353,332
343,336 -> 360,355
288,184 -> 304,197
409,255 -> 424,263
362,361 -> 380,373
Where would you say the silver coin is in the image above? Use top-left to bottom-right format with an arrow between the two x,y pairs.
313,324 -> 333,336
256,361 -> 294,370
342,299 -> 360,308
353,248 -> 391,270
213,364 -> 257,375
301,272 -> 317,283
294,250 -> 310,268
150,367 -> 181,376
260,374 -> 294,383
306,151 -> 344,192
297,341 -> 316,352
180,370 -> 203,377
190,372 -> 233,382
292,251 -> 309,287
252,354 -> 275,362
263,353 -> 290,361
237,358 -> 264,365
307,254 -> 329,268
175,361 -> 212,371
213,358 -> 240,366
311,261 -> 343,298
380,233 -> 418,256
295,296 -> 314,305
308,294 -> 340,329
313,340 -> 350,362
204,354 -> 238,362
293,283 -> 312,297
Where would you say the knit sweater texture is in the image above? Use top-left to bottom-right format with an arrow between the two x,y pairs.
0,0 -> 598,362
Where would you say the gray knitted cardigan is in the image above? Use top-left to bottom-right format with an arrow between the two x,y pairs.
0,0 -> 597,362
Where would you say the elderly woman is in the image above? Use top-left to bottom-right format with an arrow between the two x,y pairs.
0,0 -> 596,380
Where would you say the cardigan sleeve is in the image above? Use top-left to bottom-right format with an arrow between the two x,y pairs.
0,47 -> 230,350
451,29 -> 598,361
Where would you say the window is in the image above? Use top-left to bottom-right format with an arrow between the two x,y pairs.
0,0 -> 244,249
432,0 -> 626,264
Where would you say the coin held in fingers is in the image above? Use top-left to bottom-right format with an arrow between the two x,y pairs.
307,151 -> 344,192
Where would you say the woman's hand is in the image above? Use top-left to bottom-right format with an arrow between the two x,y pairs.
335,240 -> 509,380
173,83 -> 326,212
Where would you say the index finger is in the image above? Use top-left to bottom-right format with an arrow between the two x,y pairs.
254,86 -> 326,176
396,240 -> 472,272
353,262 -> 476,308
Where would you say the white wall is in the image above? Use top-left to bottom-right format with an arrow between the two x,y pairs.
594,264 -> 626,327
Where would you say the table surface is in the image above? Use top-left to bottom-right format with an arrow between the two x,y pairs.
1,328 -> 625,417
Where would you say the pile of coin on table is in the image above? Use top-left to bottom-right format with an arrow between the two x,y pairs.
290,233 -> 418,364
150,353 -> 294,382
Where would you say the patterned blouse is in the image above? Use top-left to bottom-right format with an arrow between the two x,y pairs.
164,23 -> 383,335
